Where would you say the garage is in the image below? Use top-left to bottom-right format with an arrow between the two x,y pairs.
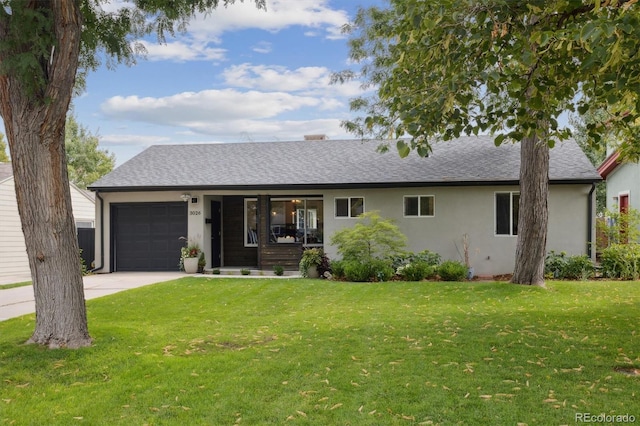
111,203 -> 187,271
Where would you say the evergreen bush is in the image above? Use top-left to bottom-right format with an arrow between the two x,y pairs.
438,260 -> 468,281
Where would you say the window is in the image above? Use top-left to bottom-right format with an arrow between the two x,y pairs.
495,192 -> 519,236
270,198 -> 323,245
335,197 -> 364,218
245,198 -> 258,246
404,196 -> 435,217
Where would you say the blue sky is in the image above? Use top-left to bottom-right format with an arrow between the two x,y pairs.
60,0 -> 381,166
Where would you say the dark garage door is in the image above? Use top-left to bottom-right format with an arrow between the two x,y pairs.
112,203 -> 187,271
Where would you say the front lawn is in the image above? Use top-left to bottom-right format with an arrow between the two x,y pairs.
0,278 -> 638,425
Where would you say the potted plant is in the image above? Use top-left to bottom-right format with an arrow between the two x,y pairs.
299,247 -> 323,278
197,252 -> 206,273
180,238 -> 201,274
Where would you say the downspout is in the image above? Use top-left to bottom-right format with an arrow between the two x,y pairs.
587,183 -> 596,258
90,190 -> 105,273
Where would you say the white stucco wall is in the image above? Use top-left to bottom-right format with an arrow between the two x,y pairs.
95,184 -> 594,277
323,184 -> 594,277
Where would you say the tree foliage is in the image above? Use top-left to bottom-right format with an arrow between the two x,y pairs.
339,0 -> 640,156
65,114 -> 115,189
338,0 -> 640,285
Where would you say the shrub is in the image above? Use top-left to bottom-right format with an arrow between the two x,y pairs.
342,259 -> 394,282
563,255 -> 594,280
600,243 -> 640,280
597,206 -> 640,248
273,265 -> 284,276
317,252 -> 332,278
544,251 -> 594,280
331,211 -> 407,263
398,261 -> 435,281
240,268 -> 251,275
344,261 -> 371,282
330,260 -> 346,279
438,260 -> 468,281
412,249 -> 442,267
370,259 -> 394,281
390,249 -> 441,271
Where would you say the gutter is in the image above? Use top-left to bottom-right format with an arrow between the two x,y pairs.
90,190 -> 105,273
587,183 -> 596,258
87,178 -> 600,193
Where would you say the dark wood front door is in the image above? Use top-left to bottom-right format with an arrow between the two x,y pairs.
211,201 -> 222,267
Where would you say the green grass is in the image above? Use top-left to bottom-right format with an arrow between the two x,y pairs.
0,278 -> 638,425
0,281 -> 31,290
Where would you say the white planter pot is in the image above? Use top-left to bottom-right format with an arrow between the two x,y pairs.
183,257 -> 199,274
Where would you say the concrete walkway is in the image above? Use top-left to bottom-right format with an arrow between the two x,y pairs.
0,272 -> 183,321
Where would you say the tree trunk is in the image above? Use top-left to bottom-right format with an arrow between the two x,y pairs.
511,133 -> 549,287
0,1 -> 91,348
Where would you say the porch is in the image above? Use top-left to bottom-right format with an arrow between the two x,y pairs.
213,195 -> 324,271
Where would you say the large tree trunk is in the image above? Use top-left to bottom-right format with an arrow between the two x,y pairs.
511,133 -> 549,286
0,1 -> 91,348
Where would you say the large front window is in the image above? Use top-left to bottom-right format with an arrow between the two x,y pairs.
270,198 -> 323,245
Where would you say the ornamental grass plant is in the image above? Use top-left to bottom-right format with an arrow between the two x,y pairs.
0,278 -> 638,425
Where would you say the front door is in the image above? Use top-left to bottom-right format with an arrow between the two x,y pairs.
619,194 -> 630,244
211,201 -> 222,267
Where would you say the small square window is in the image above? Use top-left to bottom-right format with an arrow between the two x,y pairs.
335,197 -> 365,218
404,196 -> 434,217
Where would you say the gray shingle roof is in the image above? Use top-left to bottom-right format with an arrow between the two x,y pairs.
89,136 -> 601,191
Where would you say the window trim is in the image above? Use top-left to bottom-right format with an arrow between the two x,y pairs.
244,198 -> 258,247
494,191 -> 519,237
403,195 -> 435,218
334,196 -> 365,218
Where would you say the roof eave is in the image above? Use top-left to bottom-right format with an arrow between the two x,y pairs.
597,151 -> 621,179
88,178 -> 600,193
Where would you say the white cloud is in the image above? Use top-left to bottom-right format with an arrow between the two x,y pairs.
186,0 -> 349,40
100,134 -> 172,146
222,63 -> 365,97
98,85 -> 354,143
100,118 -> 349,146
132,0 -> 349,62
252,41 -> 272,54
101,88 -> 330,125
137,40 -> 226,62
185,118 -> 346,140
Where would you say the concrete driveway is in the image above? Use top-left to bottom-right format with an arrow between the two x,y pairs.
0,272 -> 184,321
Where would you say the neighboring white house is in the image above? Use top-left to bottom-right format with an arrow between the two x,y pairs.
88,136 -> 601,277
598,151 -> 638,215
0,163 -> 96,278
